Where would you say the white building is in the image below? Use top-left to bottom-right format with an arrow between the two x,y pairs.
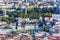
52,14 -> 60,21
52,33 -> 60,36
0,0 -> 5,6
42,0 -> 56,2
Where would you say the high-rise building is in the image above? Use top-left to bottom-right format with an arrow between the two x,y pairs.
56,0 -> 60,14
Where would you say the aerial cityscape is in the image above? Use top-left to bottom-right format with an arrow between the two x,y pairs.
0,0 -> 60,40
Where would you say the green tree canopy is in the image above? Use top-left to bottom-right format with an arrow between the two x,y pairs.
12,31 -> 16,35
44,26 -> 49,32
5,26 -> 12,29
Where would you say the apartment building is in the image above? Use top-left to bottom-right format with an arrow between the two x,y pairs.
52,14 -> 60,21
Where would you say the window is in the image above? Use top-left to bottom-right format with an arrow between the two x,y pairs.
0,10 -> 3,16
56,15 -> 58,19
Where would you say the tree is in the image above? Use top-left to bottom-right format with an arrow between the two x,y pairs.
18,6 -> 21,8
1,16 -> 14,27
6,11 -> 12,17
27,6 -> 37,14
41,13 -> 52,17
44,26 -> 49,32
1,16 -> 7,21
1,16 -> 10,24
4,26 -> 12,29
11,31 -> 16,35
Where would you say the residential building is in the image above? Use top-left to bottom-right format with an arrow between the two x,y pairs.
0,9 -> 7,17
52,14 -> 60,21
